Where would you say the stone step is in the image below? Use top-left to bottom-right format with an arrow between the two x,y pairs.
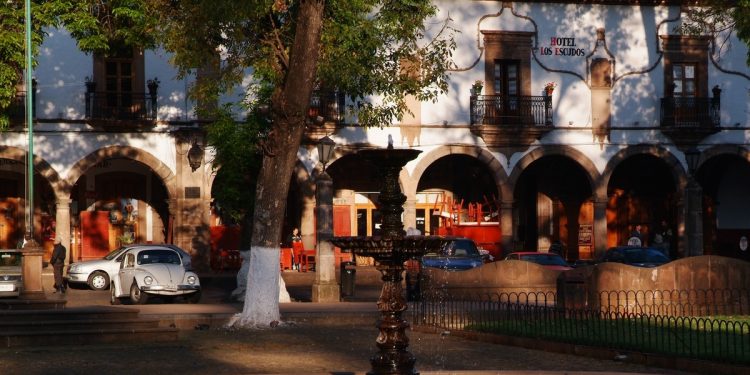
0,305 -> 178,348
0,327 -> 179,348
0,299 -> 67,310
0,306 -> 141,322
0,318 -> 161,333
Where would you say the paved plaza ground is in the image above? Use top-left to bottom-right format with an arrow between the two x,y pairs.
0,267 -> 717,374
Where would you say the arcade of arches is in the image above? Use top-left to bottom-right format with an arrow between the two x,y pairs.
0,145 -> 210,270
278,146 -> 750,264
4,144 -> 750,270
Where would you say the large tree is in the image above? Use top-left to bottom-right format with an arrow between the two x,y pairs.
151,0 -> 455,327
680,1 -> 750,64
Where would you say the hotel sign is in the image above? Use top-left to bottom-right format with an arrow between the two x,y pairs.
540,37 -> 585,57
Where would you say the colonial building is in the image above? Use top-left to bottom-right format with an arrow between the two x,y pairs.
2,1 -> 749,271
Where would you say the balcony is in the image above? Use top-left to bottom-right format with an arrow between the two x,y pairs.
469,94 -> 553,148
85,91 -> 157,127
1,92 -> 35,127
660,91 -> 720,145
304,90 -> 346,141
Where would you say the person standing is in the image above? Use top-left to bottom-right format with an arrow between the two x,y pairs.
50,238 -> 67,293
289,228 -> 302,271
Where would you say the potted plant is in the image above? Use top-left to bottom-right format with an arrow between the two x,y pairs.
85,76 -> 96,93
471,80 -> 483,95
147,77 -> 160,96
544,81 -> 557,96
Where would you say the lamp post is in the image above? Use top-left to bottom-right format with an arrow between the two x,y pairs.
312,135 -> 339,302
685,147 -> 703,257
19,0 -> 45,301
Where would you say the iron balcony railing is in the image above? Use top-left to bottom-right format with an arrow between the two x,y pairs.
307,90 -> 346,123
660,96 -> 720,128
470,94 -> 552,126
2,93 -> 34,123
85,92 -> 157,121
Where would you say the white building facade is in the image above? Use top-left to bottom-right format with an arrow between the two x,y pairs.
2,1 -> 749,270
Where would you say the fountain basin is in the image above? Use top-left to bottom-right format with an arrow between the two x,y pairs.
330,235 -> 451,263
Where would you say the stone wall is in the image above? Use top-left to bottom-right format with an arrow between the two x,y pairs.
419,259 -> 565,298
420,256 -> 750,315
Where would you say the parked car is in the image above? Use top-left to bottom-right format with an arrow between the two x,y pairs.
110,247 -> 201,305
66,244 -> 192,291
596,246 -> 670,268
504,251 -> 572,271
0,249 -> 23,297
421,237 -> 485,271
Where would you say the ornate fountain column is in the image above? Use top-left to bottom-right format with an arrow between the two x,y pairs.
332,147 -> 440,375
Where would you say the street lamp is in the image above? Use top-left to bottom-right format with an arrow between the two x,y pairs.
312,135 -> 339,302
187,139 -> 204,172
317,135 -> 336,170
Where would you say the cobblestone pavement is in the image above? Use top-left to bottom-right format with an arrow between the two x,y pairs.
1,320 -> 700,375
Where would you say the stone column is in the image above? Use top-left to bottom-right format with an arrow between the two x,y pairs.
686,179 -> 703,256
500,199 -> 514,256
301,197 -> 316,250
55,198 -> 71,265
312,170 -> 339,302
21,239 -> 45,300
403,197 -> 417,231
593,198 -> 608,259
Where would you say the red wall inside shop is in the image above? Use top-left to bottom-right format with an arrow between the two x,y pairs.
437,223 -> 502,259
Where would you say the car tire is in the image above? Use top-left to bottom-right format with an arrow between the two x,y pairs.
88,271 -> 110,291
110,284 -> 121,305
130,282 -> 149,305
185,290 -> 201,304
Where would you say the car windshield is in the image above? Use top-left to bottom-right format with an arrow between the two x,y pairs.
104,248 -> 126,260
0,252 -> 22,267
137,250 -> 182,265
439,240 -> 479,257
520,254 -> 569,266
619,248 -> 668,264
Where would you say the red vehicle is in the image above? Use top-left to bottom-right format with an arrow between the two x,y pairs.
503,251 -> 572,271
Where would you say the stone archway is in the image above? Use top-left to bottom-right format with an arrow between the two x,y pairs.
65,145 -> 176,198
0,146 -> 66,253
601,145 -> 686,258
507,146 -> 601,259
64,146 -> 177,262
694,145 -> 750,260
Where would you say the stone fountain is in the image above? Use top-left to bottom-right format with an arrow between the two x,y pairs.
330,145 -> 449,375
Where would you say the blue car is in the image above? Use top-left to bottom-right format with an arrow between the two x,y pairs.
421,238 -> 485,271
597,246 -> 671,268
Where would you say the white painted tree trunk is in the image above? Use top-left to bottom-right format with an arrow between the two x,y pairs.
230,246 -> 286,328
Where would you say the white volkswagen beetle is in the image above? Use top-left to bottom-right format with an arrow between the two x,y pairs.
110,247 -> 201,305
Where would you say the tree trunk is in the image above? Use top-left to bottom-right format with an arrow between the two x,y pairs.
234,0 -> 326,328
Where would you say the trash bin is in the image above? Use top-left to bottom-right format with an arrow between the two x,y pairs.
340,261 -> 356,298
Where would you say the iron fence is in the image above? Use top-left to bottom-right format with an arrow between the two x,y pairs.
410,289 -> 750,364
